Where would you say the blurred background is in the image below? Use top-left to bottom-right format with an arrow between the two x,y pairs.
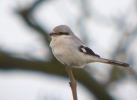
0,0 -> 137,100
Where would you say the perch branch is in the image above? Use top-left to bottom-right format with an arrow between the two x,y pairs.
66,65 -> 78,100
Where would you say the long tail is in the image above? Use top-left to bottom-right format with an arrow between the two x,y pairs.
96,58 -> 130,67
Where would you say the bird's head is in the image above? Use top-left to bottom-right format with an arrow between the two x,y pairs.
49,25 -> 74,37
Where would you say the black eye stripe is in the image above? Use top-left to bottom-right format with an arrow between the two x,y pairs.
49,32 -> 69,36
58,32 -> 69,35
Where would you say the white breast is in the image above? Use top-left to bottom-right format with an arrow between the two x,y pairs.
50,35 -> 92,68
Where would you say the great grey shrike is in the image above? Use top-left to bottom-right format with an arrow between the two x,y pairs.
49,25 -> 130,68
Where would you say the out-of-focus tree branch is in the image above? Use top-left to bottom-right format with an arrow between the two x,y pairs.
107,15 -> 137,84
16,0 -> 50,43
0,51 -> 112,100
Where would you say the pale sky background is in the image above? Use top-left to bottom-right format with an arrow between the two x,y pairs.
0,0 -> 137,100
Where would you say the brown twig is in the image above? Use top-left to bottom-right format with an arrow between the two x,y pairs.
66,65 -> 78,100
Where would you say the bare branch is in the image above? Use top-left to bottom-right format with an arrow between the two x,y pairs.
66,66 -> 77,100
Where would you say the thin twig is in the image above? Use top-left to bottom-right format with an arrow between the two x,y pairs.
66,65 -> 78,100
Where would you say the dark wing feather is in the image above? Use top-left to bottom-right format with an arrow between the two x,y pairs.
79,45 -> 100,57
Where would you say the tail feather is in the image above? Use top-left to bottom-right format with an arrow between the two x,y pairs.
97,58 -> 130,67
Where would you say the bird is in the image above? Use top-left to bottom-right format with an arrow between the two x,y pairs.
49,25 -> 130,68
